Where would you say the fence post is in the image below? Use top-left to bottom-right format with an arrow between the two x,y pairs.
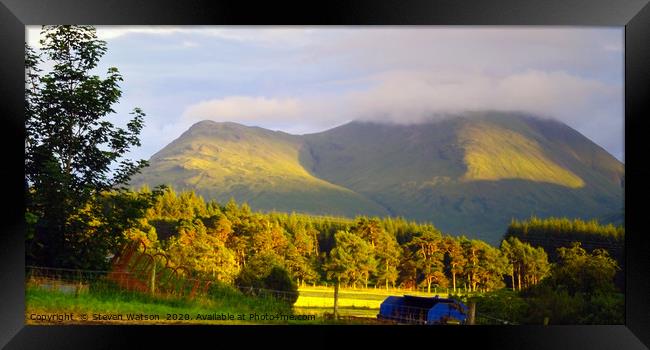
150,263 -> 156,295
333,278 -> 340,319
468,302 -> 476,325
75,270 -> 82,297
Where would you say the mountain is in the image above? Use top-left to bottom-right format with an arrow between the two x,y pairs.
130,121 -> 388,217
130,112 -> 624,244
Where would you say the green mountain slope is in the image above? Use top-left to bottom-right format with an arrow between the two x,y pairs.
129,121 -> 389,217
132,113 -> 624,244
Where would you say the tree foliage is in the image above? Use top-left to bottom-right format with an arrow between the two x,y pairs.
409,228 -> 446,293
25,25 -> 149,268
326,231 -> 376,288
505,216 -> 624,267
550,242 -> 619,295
500,236 -> 550,291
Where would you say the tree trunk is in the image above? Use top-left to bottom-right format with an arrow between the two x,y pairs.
517,270 -> 522,291
427,280 -> 432,294
511,266 -> 515,291
385,264 -> 389,290
452,272 -> 457,293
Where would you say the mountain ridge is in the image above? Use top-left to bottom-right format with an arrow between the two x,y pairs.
130,112 -> 624,244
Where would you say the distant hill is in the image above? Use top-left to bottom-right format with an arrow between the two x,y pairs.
130,112 -> 624,244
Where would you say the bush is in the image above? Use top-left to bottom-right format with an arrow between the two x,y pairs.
235,266 -> 267,291
521,282 -> 623,324
263,266 -> 299,304
580,291 -> 624,324
457,289 -> 528,324
234,256 -> 298,305
523,284 -> 585,324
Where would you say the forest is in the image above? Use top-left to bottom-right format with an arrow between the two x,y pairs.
27,184 -> 625,324
506,217 -> 624,261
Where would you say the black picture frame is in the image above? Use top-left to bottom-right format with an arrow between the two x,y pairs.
1,0 -> 648,348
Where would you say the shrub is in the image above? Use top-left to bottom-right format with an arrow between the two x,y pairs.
234,255 -> 298,305
263,266 -> 299,304
459,289 -> 528,324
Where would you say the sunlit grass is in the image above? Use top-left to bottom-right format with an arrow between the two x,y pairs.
294,286 -> 451,318
459,122 -> 584,188
296,296 -> 381,309
26,282 -> 459,324
25,282 -> 295,325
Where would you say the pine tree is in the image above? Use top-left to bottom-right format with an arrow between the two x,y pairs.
326,231 -> 376,288
410,228 -> 446,293
444,236 -> 467,293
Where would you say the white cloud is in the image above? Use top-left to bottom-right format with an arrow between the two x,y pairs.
182,69 -> 620,133
26,26 -> 42,48
603,43 -> 623,52
341,69 -> 622,157
26,25 -> 316,49
301,27 -> 623,75
183,96 -> 303,123
98,27 -> 185,39
181,41 -> 199,48
350,69 -> 617,121
96,26 -> 315,47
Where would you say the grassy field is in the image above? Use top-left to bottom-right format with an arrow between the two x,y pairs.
25,282 -> 306,325
26,280 -> 452,325
294,286 -> 449,318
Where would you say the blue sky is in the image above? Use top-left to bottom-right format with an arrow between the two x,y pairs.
27,26 -> 624,162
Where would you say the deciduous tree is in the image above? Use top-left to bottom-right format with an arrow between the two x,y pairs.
25,25 -> 148,268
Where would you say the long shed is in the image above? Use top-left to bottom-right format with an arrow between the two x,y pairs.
377,295 -> 468,325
